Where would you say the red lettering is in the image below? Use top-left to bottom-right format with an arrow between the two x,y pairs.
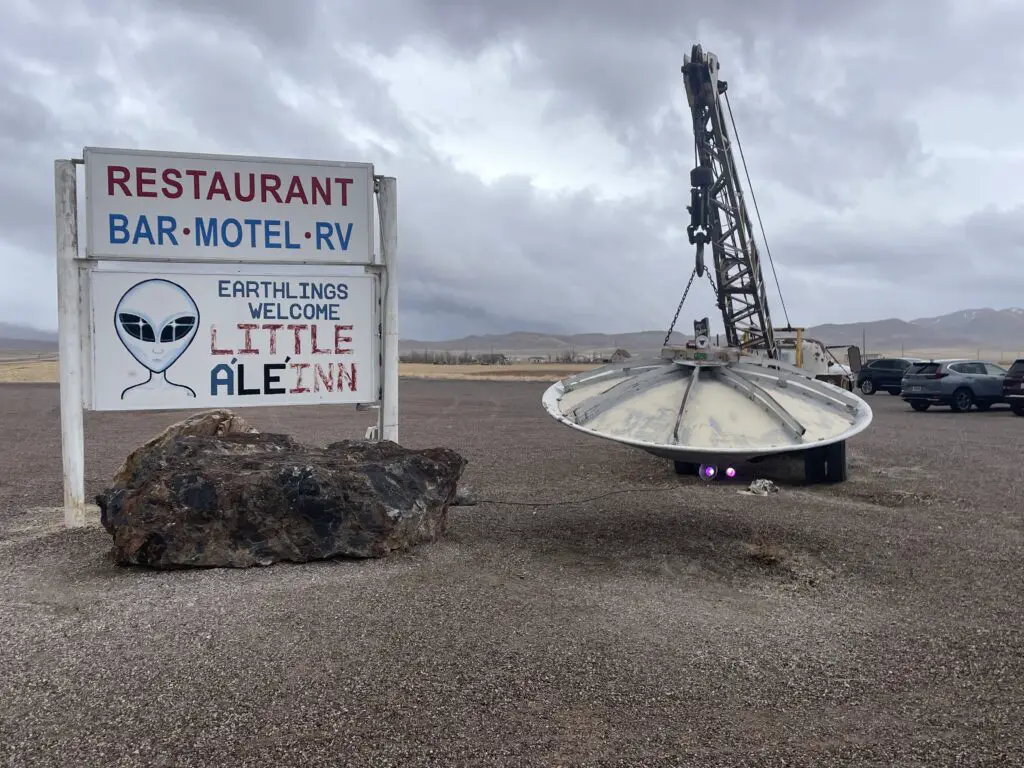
162,168 -> 183,198
337,362 -> 357,391
311,177 -> 330,205
287,324 -> 307,355
207,171 -> 230,200
284,176 -> 308,204
310,325 -> 331,354
313,363 -> 334,392
261,173 -> 282,203
107,166 -> 131,196
333,177 -> 352,206
289,362 -> 309,394
185,169 -> 206,198
236,323 -> 259,354
262,323 -> 283,355
135,167 -> 157,197
210,327 -> 232,355
334,324 -> 353,354
235,173 -> 255,202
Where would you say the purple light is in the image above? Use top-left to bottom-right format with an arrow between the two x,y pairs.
725,467 -> 737,478
704,465 -> 715,477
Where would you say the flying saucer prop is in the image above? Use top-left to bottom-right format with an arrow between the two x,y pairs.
541,344 -> 873,467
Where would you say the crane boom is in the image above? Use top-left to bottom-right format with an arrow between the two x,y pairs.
681,44 -> 777,359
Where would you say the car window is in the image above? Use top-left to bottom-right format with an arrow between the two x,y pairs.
1009,360 -> 1024,376
953,362 -> 985,374
909,363 -> 938,375
984,363 -> 1007,375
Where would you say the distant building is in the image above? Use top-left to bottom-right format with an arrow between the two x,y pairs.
598,348 -> 631,363
478,353 -> 509,365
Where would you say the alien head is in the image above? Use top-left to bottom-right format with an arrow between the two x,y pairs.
114,279 -> 199,374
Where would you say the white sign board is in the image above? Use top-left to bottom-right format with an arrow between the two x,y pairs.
88,266 -> 378,411
83,147 -> 375,264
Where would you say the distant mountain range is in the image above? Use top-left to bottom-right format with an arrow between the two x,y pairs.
400,308 -> 1024,358
0,322 -> 58,352
3,308 -> 1023,356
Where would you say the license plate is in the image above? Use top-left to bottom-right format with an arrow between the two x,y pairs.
911,386 -> 922,392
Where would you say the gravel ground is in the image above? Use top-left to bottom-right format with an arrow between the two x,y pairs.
1,380 -> 1022,767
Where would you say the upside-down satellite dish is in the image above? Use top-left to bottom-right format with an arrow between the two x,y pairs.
542,346 -> 873,483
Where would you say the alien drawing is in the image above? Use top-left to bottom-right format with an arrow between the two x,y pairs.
114,279 -> 199,400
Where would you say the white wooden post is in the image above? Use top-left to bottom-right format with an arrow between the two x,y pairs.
54,159 -> 87,528
377,176 -> 399,443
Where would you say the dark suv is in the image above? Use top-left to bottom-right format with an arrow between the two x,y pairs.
855,357 -> 920,396
1004,359 -> 1024,416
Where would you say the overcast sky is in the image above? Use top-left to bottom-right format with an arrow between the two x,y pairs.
3,0 -> 1023,340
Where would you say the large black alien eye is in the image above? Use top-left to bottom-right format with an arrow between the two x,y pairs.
160,316 -> 196,343
118,313 -> 155,342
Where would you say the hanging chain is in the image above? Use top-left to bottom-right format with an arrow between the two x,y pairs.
663,266 -> 698,346
705,270 -> 718,300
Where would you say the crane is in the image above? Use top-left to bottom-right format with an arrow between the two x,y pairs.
663,44 -> 856,388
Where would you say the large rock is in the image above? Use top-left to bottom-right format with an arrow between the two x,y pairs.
97,429 -> 467,569
111,408 -> 259,487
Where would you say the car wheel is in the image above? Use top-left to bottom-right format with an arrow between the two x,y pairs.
950,387 -> 973,413
910,401 -> 930,412
860,379 -> 875,395
1012,404 -> 1024,417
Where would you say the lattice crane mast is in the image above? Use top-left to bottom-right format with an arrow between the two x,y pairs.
679,43 -> 782,360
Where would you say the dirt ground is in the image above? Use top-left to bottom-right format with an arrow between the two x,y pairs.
0,382 -> 1022,767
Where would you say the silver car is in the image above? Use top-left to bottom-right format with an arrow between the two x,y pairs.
901,359 -> 1008,412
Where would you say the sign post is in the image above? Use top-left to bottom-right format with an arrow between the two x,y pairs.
377,176 -> 399,444
54,148 -> 399,528
54,159 -> 87,528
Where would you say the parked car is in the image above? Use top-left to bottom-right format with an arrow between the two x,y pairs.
1003,358 -> 1024,416
855,357 -> 921,395
901,359 -> 1008,412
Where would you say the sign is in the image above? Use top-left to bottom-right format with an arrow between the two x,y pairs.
83,147 -> 375,264
88,266 -> 377,411
54,151 -> 397,529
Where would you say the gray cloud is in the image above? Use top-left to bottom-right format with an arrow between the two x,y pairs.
1,0 -> 1022,341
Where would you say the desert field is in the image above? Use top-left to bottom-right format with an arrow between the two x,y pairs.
0,357 -> 598,384
1,379 -> 1022,765
5,347 -> 1021,387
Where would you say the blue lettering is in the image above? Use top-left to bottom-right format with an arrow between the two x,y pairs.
247,302 -> 264,319
218,280 -> 230,297
133,215 -> 154,245
284,221 -> 300,249
196,217 -> 217,246
210,363 -> 235,395
221,218 -> 243,247
157,216 -> 178,245
264,219 -> 282,249
244,219 -> 261,247
109,214 -> 129,244
315,222 -> 334,250
334,222 -> 352,250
